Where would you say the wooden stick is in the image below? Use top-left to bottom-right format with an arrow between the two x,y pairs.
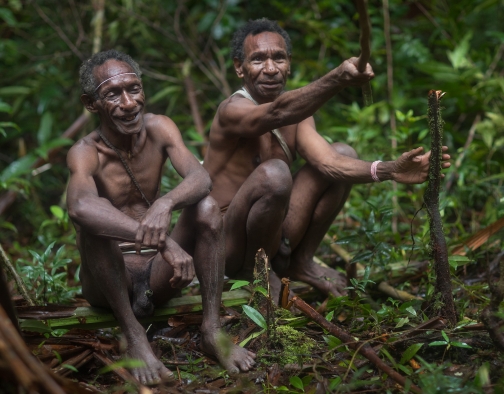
0,243 -> 34,306
0,304 -> 67,394
377,281 -> 423,302
291,296 -> 421,393
425,90 -> 457,325
355,0 -> 373,106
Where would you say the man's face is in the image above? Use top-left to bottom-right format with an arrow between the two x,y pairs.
235,32 -> 291,103
91,59 -> 145,136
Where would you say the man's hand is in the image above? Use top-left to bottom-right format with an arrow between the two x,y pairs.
392,146 -> 451,184
160,237 -> 195,288
335,57 -> 375,88
135,199 -> 173,253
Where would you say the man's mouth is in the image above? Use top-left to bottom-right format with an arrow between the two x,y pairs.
117,112 -> 139,123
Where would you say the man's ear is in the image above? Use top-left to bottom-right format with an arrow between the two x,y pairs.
233,58 -> 244,78
288,55 -> 292,75
81,94 -> 98,113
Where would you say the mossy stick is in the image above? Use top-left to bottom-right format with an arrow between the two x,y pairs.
356,0 -> 373,106
425,90 -> 457,325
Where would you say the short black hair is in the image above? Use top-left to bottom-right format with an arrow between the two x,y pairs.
79,49 -> 142,100
231,18 -> 292,62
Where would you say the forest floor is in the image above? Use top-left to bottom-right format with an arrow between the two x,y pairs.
8,248 -> 504,394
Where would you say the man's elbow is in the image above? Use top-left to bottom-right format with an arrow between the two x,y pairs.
67,197 -> 91,226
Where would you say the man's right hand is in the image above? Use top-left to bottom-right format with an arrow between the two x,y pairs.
335,57 -> 374,87
160,237 -> 195,288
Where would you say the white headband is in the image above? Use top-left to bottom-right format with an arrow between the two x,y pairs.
94,72 -> 137,92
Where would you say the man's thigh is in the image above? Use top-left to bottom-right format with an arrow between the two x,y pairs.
224,159 -> 292,274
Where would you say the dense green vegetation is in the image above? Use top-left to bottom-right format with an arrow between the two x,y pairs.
1,0 -> 503,391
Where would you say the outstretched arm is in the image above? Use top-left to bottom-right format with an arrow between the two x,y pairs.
217,57 -> 374,139
297,117 -> 450,184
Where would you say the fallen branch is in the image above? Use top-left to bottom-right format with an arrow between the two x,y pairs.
21,289 -> 251,331
451,216 -> 504,256
377,281 -> 423,302
290,295 -> 421,393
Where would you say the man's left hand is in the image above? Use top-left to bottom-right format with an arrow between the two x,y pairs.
392,146 -> 451,184
135,199 -> 173,253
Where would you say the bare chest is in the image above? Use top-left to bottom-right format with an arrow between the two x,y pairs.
243,125 -> 296,167
94,149 -> 164,212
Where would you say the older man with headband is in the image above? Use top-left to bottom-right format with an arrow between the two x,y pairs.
66,49 -> 255,385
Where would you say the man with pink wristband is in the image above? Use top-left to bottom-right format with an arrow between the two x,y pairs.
203,19 -> 451,299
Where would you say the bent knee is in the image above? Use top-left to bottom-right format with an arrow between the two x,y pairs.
256,159 -> 293,196
195,196 -> 223,232
332,143 -> 358,159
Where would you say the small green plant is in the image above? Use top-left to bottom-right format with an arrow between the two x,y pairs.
15,241 -> 79,304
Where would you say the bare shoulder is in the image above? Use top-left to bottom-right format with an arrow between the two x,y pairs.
144,112 -> 183,145
67,133 -> 100,173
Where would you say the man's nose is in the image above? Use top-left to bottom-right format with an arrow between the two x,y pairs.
263,59 -> 278,75
119,91 -> 136,110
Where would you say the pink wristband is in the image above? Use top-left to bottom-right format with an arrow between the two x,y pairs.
371,160 -> 382,182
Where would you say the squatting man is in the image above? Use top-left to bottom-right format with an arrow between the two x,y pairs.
203,18 -> 451,298
66,50 -> 255,385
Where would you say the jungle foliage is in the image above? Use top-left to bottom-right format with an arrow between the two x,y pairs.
1,0 -> 503,392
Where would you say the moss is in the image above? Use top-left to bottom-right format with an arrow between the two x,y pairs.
257,325 -> 316,367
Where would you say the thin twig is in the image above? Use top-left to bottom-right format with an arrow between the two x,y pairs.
0,244 -> 34,306
445,114 -> 481,192
33,3 -> 84,60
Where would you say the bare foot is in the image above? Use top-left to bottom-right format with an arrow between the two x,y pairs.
200,325 -> 256,374
124,324 -> 174,385
290,259 -> 347,297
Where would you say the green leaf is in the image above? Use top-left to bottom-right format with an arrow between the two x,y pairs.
447,32 -> 472,69
99,358 -> 146,374
429,341 -> 448,346
399,343 -> 423,364
395,317 -> 409,328
380,347 -> 397,367
0,101 -> 12,113
451,341 -> 472,349
325,310 -> 334,322
0,86 -> 31,96
61,364 -> 78,372
239,328 -> 265,347
289,376 -> 304,391
50,205 -> 64,220
0,7 -> 17,26
441,331 -> 450,343
0,154 -> 37,182
329,376 -> 342,390
0,121 -> 20,131
242,305 -> 267,329
324,335 -> 342,350
405,306 -> 417,316
254,286 -> 268,296
229,280 -> 249,291
20,320 -> 53,333
37,112 -> 53,145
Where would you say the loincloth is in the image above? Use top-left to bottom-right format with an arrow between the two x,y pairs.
118,242 -> 157,255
